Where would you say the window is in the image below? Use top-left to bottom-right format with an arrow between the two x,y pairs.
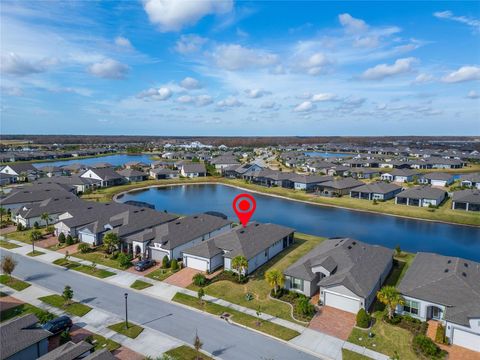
264,250 -> 268,257
403,300 -> 419,315
290,277 -> 303,291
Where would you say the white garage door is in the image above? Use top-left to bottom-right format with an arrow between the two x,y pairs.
185,256 -> 208,271
324,292 -> 361,313
453,328 -> 480,352
151,248 -> 169,261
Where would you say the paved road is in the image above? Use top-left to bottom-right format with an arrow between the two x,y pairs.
7,252 -> 321,360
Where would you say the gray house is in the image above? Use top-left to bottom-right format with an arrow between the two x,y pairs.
116,169 -> 147,182
284,238 -> 393,314
460,172 -> 480,190
349,182 -> 402,200
418,172 -> 455,187
315,178 -> 364,197
397,253 -> 480,352
452,189 -> 480,212
395,186 -> 447,207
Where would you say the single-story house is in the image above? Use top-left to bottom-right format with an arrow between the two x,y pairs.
315,178 -> 364,197
210,156 -> 241,170
124,161 -> 149,170
290,174 -> 334,192
0,314 -> 51,360
38,341 -> 93,360
222,163 -> 263,179
183,222 -> 295,274
452,189 -> 480,212
460,173 -> 480,190
284,238 -> 393,313
80,168 -> 126,187
116,169 -> 148,182
397,253 -> 480,352
37,165 -> 65,178
380,169 -> 420,183
0,172 -> 16,185
395,186 -> 447,207
0,183 -> 74,211
250,169 -> 294,188
325,165 -> 351,177
348,169 -> 380,179
0,163 -> 40,182
418,172 -> 455,187
180,163 -> 206,177
34,176 -> 101,194
349,182 -> 402,201
149,168 -> 179,179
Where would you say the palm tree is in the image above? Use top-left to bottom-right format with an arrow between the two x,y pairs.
41,212 -> 51,227
231,255 -> 248,281
102,232 -> 119,254
377,286 -> 404,320
30,230 -> 42,254
265,269 -> 285,295
193,330 -> 203,360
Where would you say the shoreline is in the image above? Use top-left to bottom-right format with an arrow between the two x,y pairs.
111,180 -> 480,229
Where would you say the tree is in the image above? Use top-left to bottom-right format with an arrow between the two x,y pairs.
193,330 -> 203,360
192,273 -> 207,287
41,212 -> 51,227
231,255 -> 248,281
78,243 -> 90,254
30,229 -> 42,254
0,207 -> 6,225
197,288 -> 205,304
1,255 -> 17,279
58,232 -> 66,244
162,255 -> 170,269
265,269 -> 284,295
377,286 -> 404,320
356,308 -> 371,328
62,285 -> 74,305
170,259 -> 179,271
66,235 -> 74,245
102,232 -> 119,254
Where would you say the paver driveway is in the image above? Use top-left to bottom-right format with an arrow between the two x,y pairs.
308,305 -> 356,340
163,267 -> 201,288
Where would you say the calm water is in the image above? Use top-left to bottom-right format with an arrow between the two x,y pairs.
118,184 -> 480,262
304,151 -> 352,158
32,154 -> 154,168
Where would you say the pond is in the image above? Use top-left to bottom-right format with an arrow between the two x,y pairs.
117,184 -> 480,262
32,154 -> 155,168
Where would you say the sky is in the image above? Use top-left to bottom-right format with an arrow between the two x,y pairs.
1,0 -> 479,136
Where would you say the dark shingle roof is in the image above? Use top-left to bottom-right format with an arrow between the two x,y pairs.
350,181 -> 402,194
319,178 -> 364,190
181,163 -> 206,173
38,341 -> 93,360
452,189 -> 480,205
396,186 -> 447,200
422,172 -> 454,181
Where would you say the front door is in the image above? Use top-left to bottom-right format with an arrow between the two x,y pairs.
431,306 -> 442,320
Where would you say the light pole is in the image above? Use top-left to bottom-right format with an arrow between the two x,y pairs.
124,293 -> 129,329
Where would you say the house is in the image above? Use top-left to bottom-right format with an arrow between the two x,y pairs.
418,172 -> 455,187
380,169 -> 420,183
315,178 -> 364,197
210,155 -> 240,170
0,172 -> 17,185
0,163 -> 39,182
149,168 -> 179,179
80,168 -> 126,187
460,173 -> 480,190
452,189 -> 480,212
283,238 -> 393,314
221,163 -> 263,179
124,161 -> 149,170
350,182 -> 402,201
180,163 -> 206,177
289,174 -> 333,192
183,222 -> 295,274
37,165 -> 64,178
325,165 -> 351,177
397,253 -> 480,352
126,213 -> 232,260
116,169 -> 147,182
33,176 -> 101,194
348,168 -> 380,179
0,183 -> 74,211
38,341 -> 93,360
395,186 -> 447,207
250,169 -> 294,188
0,314 -> 51,360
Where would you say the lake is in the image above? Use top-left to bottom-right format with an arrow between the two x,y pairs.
304,152 -> 352,158
32,154 -> 155,168
117,184 -> 480,262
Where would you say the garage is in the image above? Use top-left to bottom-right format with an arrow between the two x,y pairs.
324,291 -> 361,314
184,255 -> 209,271
452,328 -> 480,352
150,248 -> 170,261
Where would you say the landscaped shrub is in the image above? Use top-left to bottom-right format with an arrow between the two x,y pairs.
162,255 -> 170,269
33,221 -> 39,229
60,329 -> 71,345
171,259 -> 179,271
58,233 -> 66,244
192,273 -> 207,287
66,235 -> 74,245
210,270 -> 248,284
32,308 -> 55,324
46,225 -> 55,234
78,243 -> 90,254
435,323 -> 446,344
297,296 -> 315,317
356,308 -> 371,328
117,253 -> 132,268
16,223 -> 24,231
413,335 -> 443,358
245,292 -> 254,301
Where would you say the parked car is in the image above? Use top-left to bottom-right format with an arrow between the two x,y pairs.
42,315 -> 73,335
134,259 -> 156,271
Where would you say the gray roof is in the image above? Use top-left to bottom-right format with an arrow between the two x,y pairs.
318,178 -> 364,190
116,169 -> 146,178
83,167 -> 123,181
15,195 -> 82,219
396,186 -> 447,200
0,314 -> 51,359
389,169 -> 420,176
284,238 -> 393,298
350,181 -> 402,194
150,168 -> 179,175
421,172 -> 455,181
1,184 -> 73,205
289,174 -> 334,184
34,175 -> 101,187
210,156 -> 240,165
1,163 -> 37,174
184,222 -> 295,260
181,163 -> 206,173
398,252 -> 480,327
452,189 -> 480,205
83,348 -> 116,360
460,172 -> 480,183
38,341 -> 93,360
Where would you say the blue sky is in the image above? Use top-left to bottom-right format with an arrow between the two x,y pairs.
1,1 -> 479,136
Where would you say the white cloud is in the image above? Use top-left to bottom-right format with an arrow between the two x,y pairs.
311,93 -> 336,102
441,66 -> 480,83
296,52 -> 331,75
244,89 -> 270,98
294,101 -> 314,112
260,101 -> 279,109
180,76 -> 201,89
361,57 -> 417,80
467,90 -> 479,99
339,13 -> 368,34
217,96 -> 243,107
0,53 -> 55,76
137,87 -> 172,100
211,44 -> 278,70
115,36 -> 132,48
87,58 -> 129,79
1,86 -> 24,96
143,0 -> 233,32
195,94 -> 213,106
174,34 -> 208,54
413,73 -> 435,84
177,95 -> 193,103
434,11 -> 480,30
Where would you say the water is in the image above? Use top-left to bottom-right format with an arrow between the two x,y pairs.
32,154 -> 155,168
117,184 -> 480,262
304,152 -> 352,158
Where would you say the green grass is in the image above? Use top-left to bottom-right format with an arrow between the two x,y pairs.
165,345 -> 214,360
189,232 -> 324,324
173,292 -> 300,341
0,303 -> 54,323
38,294 -> 92,317
73,250 -> 131,270
342,349 -> 371,360
88,334 -> 121,352
145,268 -> 175,281
108,322 -> 144,339
52,258 -> 116,278
6,228 -> 50,244
0,240 -> 20,249
0,275 -> 31,291
26,250 -> 45,257
130,280 -> 153,290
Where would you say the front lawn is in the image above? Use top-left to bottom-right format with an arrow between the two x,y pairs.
165,345 -> 214,360
173,292 -> 300,341
27,250 -> 45,257
0,303 -> 54,323
130,280 -> 153,290
342,349 -> 371,360
190,232 -> 324,323
0,275 -> 31,291
6,228 -> 50,244
86,334 -> 121,352
0,240 -> 20,249
38,294 -> 92,317
52,258 -> 116,278
108,322 -> 144,339
145,268 -> 176,281
73,250 -> 131,270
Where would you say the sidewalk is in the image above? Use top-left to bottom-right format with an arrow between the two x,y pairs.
2,237 -> 390,360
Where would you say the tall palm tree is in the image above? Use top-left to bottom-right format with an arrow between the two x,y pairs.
231,255 -> 248,281
265,269 -> 285,295
41,212 -> 51,227
377,286 -> 404,320
30,230 -> 42,254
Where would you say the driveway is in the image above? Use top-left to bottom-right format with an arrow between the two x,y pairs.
126,261 -> 163,276
163,267 -> 200,288
0,293 -> 24,311
308,306 -> 356,340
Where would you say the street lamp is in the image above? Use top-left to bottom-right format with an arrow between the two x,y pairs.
124,293 -> 129,329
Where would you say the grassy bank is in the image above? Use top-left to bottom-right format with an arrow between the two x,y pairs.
0,275 -> 31,291
165,345 -> 214,360
108,322 -> 144,339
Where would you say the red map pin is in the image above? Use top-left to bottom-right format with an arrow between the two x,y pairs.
233,193 -> 256,227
